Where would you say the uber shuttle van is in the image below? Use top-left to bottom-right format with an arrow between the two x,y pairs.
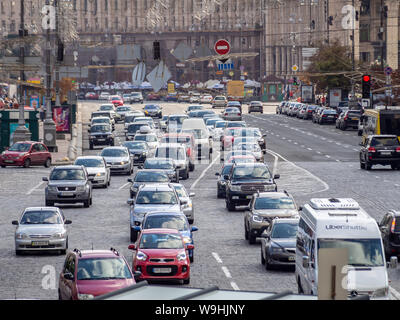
295,198 -> 397,299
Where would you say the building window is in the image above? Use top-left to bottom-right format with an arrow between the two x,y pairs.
115,0 -> 118,10
105,0 -> 108,11
360,52 -> 370,63
0,2 -> 4,14
93,0 -> 98,15
84,0 -> 88,13
360,0 -> 370,15
359,24 -> 370,42
10,20 -> 15,32
105,18 -> 108,30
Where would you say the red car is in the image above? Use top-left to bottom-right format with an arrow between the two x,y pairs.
110,95 -> 124,106
0,141 -> 52,168
220,127 -> 243,151
129,228 -> 193,284
58,248 -> 138,300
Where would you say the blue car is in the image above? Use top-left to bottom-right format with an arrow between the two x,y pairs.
133,211 -> 198,262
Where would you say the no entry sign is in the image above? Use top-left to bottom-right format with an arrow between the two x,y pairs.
214,39 -> 231,55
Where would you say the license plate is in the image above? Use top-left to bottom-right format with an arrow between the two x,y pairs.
153,268 -> 171,274
246,195 -> 253,199
288,256 -> 295,261
97,139 -> 105,142
31,241 -> 49,246
381,151 -> 391,155
352,118 -> 358,121
4,160 -> 14,163
134,155 -> 139,159
60,192 -> 74,196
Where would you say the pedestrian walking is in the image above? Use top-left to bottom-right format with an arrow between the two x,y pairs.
39,105 -> 45,121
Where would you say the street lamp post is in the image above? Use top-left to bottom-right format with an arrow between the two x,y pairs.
43,0 -> 58,152
12,0 -> 32,144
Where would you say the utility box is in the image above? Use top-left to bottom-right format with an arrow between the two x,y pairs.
0,110 -> 39,152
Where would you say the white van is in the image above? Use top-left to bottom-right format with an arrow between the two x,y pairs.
181,118 -> 212,160
295,198 -> 397,299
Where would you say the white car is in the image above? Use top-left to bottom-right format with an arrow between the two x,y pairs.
189,93 -> 201,103
99,92 -> 110,100
74,156 -> 111,188
233,142 -> 264,162
212,120 -> 227,141
200,95 -> 213,104
134,132 -> 159,155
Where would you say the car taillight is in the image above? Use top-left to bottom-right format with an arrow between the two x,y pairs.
391,218 -> 396,233
396,147 -> 400,153
308,110 -> 312,113
322,115 -> 327,117
225,113 -> 228,116
368,147 -> 376,153
344,116 -> 348,120
237,113 -> 240,116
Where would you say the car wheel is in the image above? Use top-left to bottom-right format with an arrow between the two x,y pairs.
189,253 -> 194,263
60,249 -> 66,255
248,232 -> 256,245
244,224 -> 249,240
89,143 -> 93,150
217,191 -> 224,199
130,229 -> 137,242
226,200 -> 235,211
360,161 -> 365,170
189,162 -> 195,172
107,178 -> 111,187
184,169 -> 189,180
265,255 -> 273,270
297,277 -> 304,294
358,130 -> 362,136
89,197 -> 93,205
1,165 -> 5,168
391,164 -> 398,170
183,277 -> 190,285
58,289 -> 62,300
45,200 -> 54,207
261,248 -> 266,265
44,158 -> 52,168
15,250 -> 23,256
342,125 -> 347,131
366,161 -> 372,170
23,158 -> 31,168
83,199 -> 90,208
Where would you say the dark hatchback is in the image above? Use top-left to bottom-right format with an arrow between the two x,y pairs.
88,124 -> 114,150
215,163 -> 234,198
143,105 -> 162,118
338,110 -> 361,130
123,141 -> 150,165
360,135 -> 400,170
318,109 -> 338,124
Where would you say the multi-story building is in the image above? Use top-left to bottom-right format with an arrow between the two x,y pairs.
0,0 -> 265,84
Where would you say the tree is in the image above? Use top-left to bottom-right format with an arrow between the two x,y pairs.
306,40 -> 353,93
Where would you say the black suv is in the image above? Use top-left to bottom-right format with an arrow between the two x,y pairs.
378,210 -> 400,259
88,124 -> 114,150
360,135 -> 400,170
225,163 -> 280,211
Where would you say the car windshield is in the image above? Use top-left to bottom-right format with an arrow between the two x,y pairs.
99,105 -> 113,111
227,122 -> 246,128
131,93 -> 141,97
128,124 -> 146,133
254,197 -> 296,210
75,158 -> 104,168
188,106 -> 203,111
76,257 -> 132,280
50,169 -> 86,180
8,143 -> 31,152
231,157 -> 256,163
232,166 -> 271,179
124,142 -> 148,150
91,125 -> 110,133
135,191 -> 178,204
189,129 -> 208,139
143,215 -> 188,231
221,164 -> 233,175
370,137 -> 400,147
101,149 -> 128,157
93,113 -> 110,118
173,185 -> 188,198
235,143 -> 260,152
206,119 -> 220,126
139,233 -> 184,249
134,171 -> 169,182
324,110 -> 337,114
226,107 -> 240,112
215,121 -> 227,128
20,210 -> 62,225
348,111 -> 361,117
92,118 -> 109,124
318,239 -> 384,267
135,135 -> 157,142
156,147 -> 185,160
215,97 -> 225,100
145,105 -> 159,110
116,107 -> 129,112
144,160 -> 174,169
271,223 -> 298,239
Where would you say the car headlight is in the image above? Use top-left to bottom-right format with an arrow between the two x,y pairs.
219,181 -> 226,185
96,172 -> 105,177
136,251 -> 148,261
252,215 -> 263,223
372,287 -> 389,298
52,232 -> 65,239
230,185 -> 241,192
120,161 -> 127,165
78,293 -> 94,300
18,152 -> 27,157
76,185 -> 86,192
177,251 -> 187,261
47,186 -> 57,192
264,184 -> 276,192
183,237 -> 192,244
16,232 -> 28,239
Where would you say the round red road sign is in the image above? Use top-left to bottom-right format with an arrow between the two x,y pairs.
214,39 -> 231,55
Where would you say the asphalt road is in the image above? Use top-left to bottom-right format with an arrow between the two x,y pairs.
1,101 -> 399,299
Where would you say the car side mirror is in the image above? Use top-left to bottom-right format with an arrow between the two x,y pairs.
106,164 -> 111,168
42,177 -> 49,182
127,199 -> 135,206
186,244 -> 194,250
63,272 -> 74,281
191,226 -> 198,232
263,134 -> 267,138
189,192 -> 195,198
215,172 -> 220,176
65,220 -> 72,225
181,199 -> 188,205
12,220 -> 19,225
128,244 -> 136,250
389,256 -> 398,269
302,256 -> 310,269
261,232 -> 270,239
359,143 -> 364,146
274,174 -> 280,179
88,176 -> 94,181
223,175 -> 229,180
133,271 -> 142,281
298,206 -> 303,211
127,179 -> 133,183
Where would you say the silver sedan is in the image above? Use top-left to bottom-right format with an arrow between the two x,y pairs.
222,107 -> 242,121
171,183 -> 195,224
12,207 -> 72,255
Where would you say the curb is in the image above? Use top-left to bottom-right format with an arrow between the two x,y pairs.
67,111 -> 82,162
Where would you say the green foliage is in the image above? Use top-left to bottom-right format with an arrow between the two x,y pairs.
306,40 -> 352,92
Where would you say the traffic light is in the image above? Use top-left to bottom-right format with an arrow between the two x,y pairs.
293,77 -> 299,86
362,75 -> 371,99
153,41 -> 161,60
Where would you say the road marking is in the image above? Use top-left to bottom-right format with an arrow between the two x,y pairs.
221,266 -> 232,278
325,155 -> 331,158
119,182 -> 131,190
26,181 -> 45,195
212,252 -> 223,264
390,286 -> 400,300
230,282 -> 240,291
307,148 -> 313,151
190,151 -> 220,190
316,151 -> 321,154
